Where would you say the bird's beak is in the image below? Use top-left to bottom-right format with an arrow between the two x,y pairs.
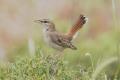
34,20 -> 44,23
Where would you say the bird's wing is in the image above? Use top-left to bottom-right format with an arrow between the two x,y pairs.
50,32 -> 77,50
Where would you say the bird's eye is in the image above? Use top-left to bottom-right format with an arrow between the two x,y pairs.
44,21 -> 48,23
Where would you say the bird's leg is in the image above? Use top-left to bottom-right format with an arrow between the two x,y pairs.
54,50 -> 64,59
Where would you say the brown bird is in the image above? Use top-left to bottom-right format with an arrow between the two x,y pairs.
34,15 -> 87,51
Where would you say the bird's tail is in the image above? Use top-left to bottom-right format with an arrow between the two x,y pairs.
67,15 -> 87,38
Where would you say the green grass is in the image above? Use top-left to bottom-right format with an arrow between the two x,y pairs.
0,46 -> 120,80
0,50 -> 92,80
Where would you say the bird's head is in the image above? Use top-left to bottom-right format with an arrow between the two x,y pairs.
34,19 -> 56,32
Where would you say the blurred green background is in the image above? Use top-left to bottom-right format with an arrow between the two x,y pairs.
0,0 -> 120,80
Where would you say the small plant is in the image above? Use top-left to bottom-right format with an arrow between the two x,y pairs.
0,48 -> 120,80
0,50 -> 75,80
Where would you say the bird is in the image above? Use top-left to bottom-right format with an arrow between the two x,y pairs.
34,15 -> 87,51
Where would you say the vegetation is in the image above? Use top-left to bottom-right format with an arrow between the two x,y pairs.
0,41 -> 120,80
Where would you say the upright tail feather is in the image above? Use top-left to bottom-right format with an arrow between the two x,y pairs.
67,15 -> 87,38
